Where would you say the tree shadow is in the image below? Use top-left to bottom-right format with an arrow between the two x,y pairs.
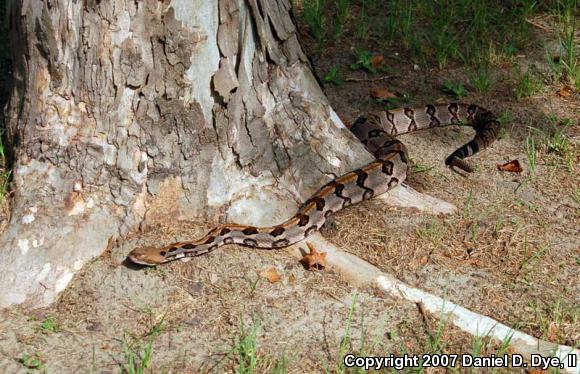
0,0 -> 18,172
122,257 -> 151,271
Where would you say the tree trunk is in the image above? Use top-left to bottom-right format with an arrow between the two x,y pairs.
1,0 -> 373,308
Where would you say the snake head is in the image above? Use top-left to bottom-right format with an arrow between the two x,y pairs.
127,246 -> 169,266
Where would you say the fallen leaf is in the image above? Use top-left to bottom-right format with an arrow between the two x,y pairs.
288,273 -> 296,284
258,267 -> 282,283
370,54 -> 384,67
370,87 -> 396,100
497,159 -> 523,173
547,321 -> 559,341
300,242 -> 327,270
557,85 -> 572,97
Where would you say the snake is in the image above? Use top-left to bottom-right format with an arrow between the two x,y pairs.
128,103 -> 500,266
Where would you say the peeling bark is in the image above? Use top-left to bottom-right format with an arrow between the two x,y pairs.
1,0 -> 372,308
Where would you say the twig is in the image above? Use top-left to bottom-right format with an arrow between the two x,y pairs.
345,75 -> 393,82
416,301 -> 436,341
525,18 -> 553,33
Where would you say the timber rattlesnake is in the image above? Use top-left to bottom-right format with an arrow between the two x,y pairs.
128,103 -> 499,266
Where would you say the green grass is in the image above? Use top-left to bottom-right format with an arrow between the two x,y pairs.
467,333 -> 514,374
39,316 -> 60,333
527,114 -> 576,173
442,79 -> 468,99
21,352 -> 45,372
302,0 -> 326,48
430,9 -> 462,68
514,66 -> 544,99
546,45 -> 566,85
212,299 -> 574,373
122,335 -> 155,374
545,115 -> 575,171
464,189 -> 475,218
271,354 -> 290,374
497,110 -> 513,140
121,316 -> 164,374
354,1 -> 371,42
527,298 -> 580,345
335,293 -> 358,373
328,0 -> 543,65
349,49 -> 380,74
493,212 -> 505,238
572,188 -> 580,205
416,220 -> 447,246
411,162 -> 434,174
232,319 -> 262,374
323,65 -> 344,85
334,0 -> 350,39
302,0 -> 544,67
468,66 -> 492,92
244,274 -> 260,297
425,305 -> 451,356
515,198 -> 540,213
525,135 -> 538,175
520,243 -> 549,274
0,169 -> 9,203
221,317 -> 292,374
379,91 -> 412,110
554,0 -> 580,89
298,0 -> 579,104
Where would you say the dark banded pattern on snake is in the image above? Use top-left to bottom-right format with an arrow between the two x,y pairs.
128,103 -> 500,266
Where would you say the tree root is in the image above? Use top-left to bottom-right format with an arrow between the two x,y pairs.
291,232 -> 579,373
377,184 -> 457,215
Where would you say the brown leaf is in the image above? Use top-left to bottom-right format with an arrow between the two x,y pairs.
258,267 -> 282,283
300,242 -> 327,270
370,87 -> 396,100
370,54 -> 384,67
288,273 -> 296,284
557,85 -> 572,97
547,321 -> 559,341
497,160 -> 523,173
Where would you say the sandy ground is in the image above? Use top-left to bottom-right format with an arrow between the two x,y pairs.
0,7 -> 578,374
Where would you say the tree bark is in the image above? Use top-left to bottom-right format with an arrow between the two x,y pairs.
1,0 -> 373,308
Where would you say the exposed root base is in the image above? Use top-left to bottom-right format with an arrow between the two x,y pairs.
0,202 -> 119,309
378,184 -> 457,214
291,233 -> 579,374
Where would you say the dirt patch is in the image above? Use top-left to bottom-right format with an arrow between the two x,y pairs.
0,235 -> 418,372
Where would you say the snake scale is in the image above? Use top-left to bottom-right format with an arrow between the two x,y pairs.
128,103 -> 500,266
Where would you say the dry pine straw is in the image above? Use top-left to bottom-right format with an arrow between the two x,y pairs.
309,22 -> 579,346
321,167 -> 578,347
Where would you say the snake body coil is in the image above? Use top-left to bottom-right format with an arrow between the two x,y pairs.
128,103 -> 500,266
